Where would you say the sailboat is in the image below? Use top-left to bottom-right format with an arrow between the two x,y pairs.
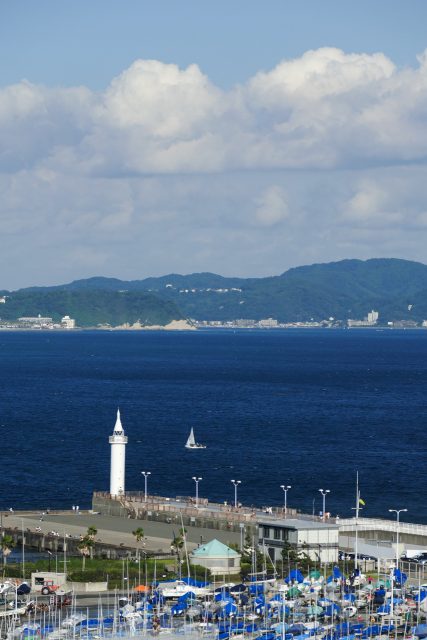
185,427 -> 206,449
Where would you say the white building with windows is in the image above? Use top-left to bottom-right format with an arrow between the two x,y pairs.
61,315 -> 76,329
258,517 -> 339,564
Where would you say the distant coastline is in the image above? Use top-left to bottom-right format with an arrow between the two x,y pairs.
1,324 -> 426,332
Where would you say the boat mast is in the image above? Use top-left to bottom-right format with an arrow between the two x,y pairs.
354,470 -> 360,571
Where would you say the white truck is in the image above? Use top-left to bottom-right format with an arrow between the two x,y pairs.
401,549 -> 427,560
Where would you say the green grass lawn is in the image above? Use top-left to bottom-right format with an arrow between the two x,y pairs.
2,557 -> 211,589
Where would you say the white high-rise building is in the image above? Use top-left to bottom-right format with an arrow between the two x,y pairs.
109,409 -> 128,496
367,310 -> 379,324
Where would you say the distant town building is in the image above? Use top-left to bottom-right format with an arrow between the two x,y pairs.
393,320 -> 418,328
234,319 -> 256,328
61,315 -> 76,329
18,315 -> 53,325
0,296 -> 6,304
422,320 -> 427,328
367,310 -> 379,324
347,309 -> 379,327
258,318 -> 279,328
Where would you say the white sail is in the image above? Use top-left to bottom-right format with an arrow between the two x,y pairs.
186,428 -> 196,448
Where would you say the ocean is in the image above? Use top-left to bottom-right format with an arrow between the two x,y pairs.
0,329 -> 426,523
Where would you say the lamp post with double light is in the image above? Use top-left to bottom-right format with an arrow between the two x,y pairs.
141,471 -> 151,503
319,489 -> 330,521
389,508 -> 408,570
280,485 -> 292,515
231,480 -> 241,509
192,476 -> 202,509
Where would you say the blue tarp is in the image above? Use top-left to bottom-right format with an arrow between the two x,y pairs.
324,603 -> 341,616
288,624 -> 307,633
413,624 -> 427,638
223,603 -> 238,616
249,584 -> 265,595
215,592 -> 234,602
343,593 -> 356,602
377,604 -> 391,614
178,591 -> 197,602
171,604 -> 187,615
245,624 -> 258,633
393,568 -> 407,585
181,577 -> 210,587
285,569 -> 305,584
333,566 -> 343,579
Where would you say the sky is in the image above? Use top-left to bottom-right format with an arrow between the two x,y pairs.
1,0 -> 427,289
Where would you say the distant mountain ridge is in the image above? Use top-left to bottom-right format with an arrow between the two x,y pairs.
2,258 -> 427,324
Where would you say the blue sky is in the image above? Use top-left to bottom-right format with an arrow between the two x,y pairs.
1,1 -> 427,288
2,0 -> 427,89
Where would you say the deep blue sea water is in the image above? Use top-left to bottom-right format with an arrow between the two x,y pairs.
0,329 -> 426,523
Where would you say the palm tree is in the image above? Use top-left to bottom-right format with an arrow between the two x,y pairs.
132,527 -> 144,543
85,526 -> 97,559
171,528 -> 186,578
87,526 -> 97,540
132,527 -> 145,560
1,534 -> 15,566
77,535 -> 94,571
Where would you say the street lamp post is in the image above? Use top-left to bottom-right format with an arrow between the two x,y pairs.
389,508 -> 408,570
141,471 -> 151,503
319,489 -> 330,521
192,476 -> 202,508
231,480 -> 241,509
280,485 -> 292,515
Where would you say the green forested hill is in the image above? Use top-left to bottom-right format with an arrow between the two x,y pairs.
0,290 -> 182,327
2,258 -> 427,324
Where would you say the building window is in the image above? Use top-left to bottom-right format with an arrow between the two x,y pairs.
274,528 -> 281,540
263,526 -> 270,538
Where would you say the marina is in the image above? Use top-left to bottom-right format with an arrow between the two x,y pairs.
1,559 -> 427,640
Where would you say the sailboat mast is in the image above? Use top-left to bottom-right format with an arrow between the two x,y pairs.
354,470 -> 359,571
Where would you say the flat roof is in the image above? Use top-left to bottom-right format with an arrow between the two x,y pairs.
258,518 -> 339,531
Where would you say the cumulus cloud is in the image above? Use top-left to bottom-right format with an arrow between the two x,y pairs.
1,48 -> 427,287
2,47 -> 427,175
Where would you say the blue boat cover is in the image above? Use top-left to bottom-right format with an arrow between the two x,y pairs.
393,568 -> 407,584
413,624 -> 427,638
285,569 -> 305,584
181,577 -> 210,587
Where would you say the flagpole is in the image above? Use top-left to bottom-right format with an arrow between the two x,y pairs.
355,471 -> 359,571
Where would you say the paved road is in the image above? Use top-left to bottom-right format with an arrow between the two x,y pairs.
3,511 -> 241,554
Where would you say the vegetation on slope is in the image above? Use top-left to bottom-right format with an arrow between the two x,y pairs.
3,258 -> 427,323
0,290 -> 182,327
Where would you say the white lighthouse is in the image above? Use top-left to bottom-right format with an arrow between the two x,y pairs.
109,408 -> 128,496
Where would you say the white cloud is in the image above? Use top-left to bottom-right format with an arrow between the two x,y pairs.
102,60 -> 224,137
1,49 -> 427,287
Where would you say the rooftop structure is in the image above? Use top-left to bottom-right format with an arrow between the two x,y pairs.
191,538 -> 241,575
258,517 -> 339,564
